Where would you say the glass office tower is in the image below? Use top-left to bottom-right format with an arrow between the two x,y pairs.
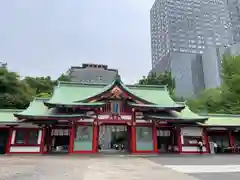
150,0 -> 233,97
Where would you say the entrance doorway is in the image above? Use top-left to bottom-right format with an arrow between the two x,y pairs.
208,132 -> 229,153
0,129 -> 9,154
98,125 -> 130,153
157,128 -> 178,153
49,128 -> 70,153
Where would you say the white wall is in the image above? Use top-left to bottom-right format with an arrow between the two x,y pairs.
9,128 -> 42,153
181,127 -> 203,137
182,146 -> 207,152
10,146 -> 40,153
181,127 -> 207,153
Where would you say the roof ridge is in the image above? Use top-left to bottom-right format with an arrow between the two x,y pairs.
58,81 -> 108,87
126,84 -> 167,89
0,109 -> 23,112
34,97 -> 50,101
206,113 -> 240,117
176,101 -> 187,105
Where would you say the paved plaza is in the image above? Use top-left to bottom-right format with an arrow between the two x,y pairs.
0,155 -> 240,180
147,155 -> 240,180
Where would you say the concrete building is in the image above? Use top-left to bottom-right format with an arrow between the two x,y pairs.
150,0 -> 233,98
228,0 -> 240,43
66,63 -> 118,83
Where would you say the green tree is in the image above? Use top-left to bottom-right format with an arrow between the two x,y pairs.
23,76 -> 54,95
188,55 -> 240,114
138,72 -> 175,95
220,55 -> 240,114
0,66 -> 34,109
0,66 -> 71,109
57,73 -> 70,82
187,88 -> 223,113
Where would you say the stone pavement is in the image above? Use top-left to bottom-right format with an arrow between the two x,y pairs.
84,157 -> 199,180
0,156 -> 200,180
146,155 -> 240,180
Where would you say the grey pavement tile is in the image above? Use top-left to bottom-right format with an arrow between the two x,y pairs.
192,173 -> 240,180
146,155 -> 240,165
0,156 -> 200,180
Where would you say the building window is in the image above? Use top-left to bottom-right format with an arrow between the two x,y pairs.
15,131 -> 25,144
112,102 -> 119,114
75,126 -> 92,141
28,131 -> 39,144
137,127 -> 152,141
15,130 -> 39,145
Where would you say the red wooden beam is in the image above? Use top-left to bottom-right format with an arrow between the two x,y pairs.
177,127 -> 182,153
68,122 -> 75,153
131,111 -> 136,153
152,122 -> 158,153
40,128 -> 45,154
5,128 -> 13,154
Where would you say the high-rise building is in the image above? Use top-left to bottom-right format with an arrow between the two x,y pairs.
150,0 -> 233,98
67,63 -> 118,83
228,0 -> 240,42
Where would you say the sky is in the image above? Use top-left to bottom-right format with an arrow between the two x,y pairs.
0,0 -> 155,84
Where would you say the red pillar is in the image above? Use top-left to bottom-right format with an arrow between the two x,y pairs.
127,126 -> 132,152
152,122 -> 158,153
40,127 -> 46,154
203,128 -> 210,153
229,129 -> 234,147
131,126 -> 136,153
131,110 -> 136,153
92,120 -> 99,153
5,127 -> 13,154
97,124 -> 100,153
48,126 -> 53,152
177,127 -> 182,153
68,122 -> 75,153
46,126 -> 51,153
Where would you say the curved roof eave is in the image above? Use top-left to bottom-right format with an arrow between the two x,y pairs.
14,114 -> 86,120
44,101 -> 106,108
127,102 -> 185,111
145,115 -> 208,123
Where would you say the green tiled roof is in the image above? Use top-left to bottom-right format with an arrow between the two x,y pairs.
14,98 -> 85,119
124,85 -> 176,105
204,114 -> 240,126
143,105 -> 207,122
48,82 -> 107,104
16,98 -> 50,116
0,109 -> 22,123
48,80 -> 177,106
128,102 -> 184,110
174,106 -> 207,120
146,115 -> 206,123
45,101 -> 106,107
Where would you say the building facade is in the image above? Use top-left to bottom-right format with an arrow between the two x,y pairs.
228,0 -> 240,43
0,75 -> 240,155
150,0 -> 233,98
67,63 -> 118,83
